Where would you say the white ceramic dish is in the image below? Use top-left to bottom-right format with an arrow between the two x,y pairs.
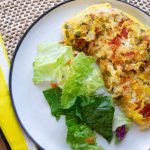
9,0 -> 150,150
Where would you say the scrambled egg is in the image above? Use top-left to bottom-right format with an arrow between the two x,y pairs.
63,3 -> 150,129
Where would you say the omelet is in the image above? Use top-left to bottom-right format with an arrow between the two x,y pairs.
63,3 -> 150,129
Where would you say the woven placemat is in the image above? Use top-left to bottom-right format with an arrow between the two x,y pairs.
0,0 -> 150,60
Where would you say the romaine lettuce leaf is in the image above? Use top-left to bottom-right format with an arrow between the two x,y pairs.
33,43 -> 73,84
61,53 -> 103,109
77,96 -> 114,142
83,64 -> 104,95
113,111 -> 131,131
43,87 -> 78,119
113,110 -> 131,143
43,88 -> 104,149
43,87 -> 62,120
66,115 -> 103,150
43,87 -> 114,143
43,86 -> 114,143
33,43 -> 104,109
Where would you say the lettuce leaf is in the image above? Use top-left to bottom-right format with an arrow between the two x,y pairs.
83,64 -> 104,95
33,43 -> 73,84
77,96 -> 114,142
61,53 -> 103,109
66,115 -> 103,150
43,87 -> 62,120
113,111 -> 131,131
113,110 -> 131,143
33,43 -> 104,109
43,88 -> 104,149
43,87 -> 114,143
43,87 -> 78,119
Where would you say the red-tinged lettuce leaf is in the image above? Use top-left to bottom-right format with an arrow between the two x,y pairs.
113,111 -> 131,143
115,125 -> 126,142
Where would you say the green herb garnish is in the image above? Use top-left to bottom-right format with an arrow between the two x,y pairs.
65,24 -> 69,29
75,31 -> 81,38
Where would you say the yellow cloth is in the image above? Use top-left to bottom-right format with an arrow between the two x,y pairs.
0,35 -> 36,150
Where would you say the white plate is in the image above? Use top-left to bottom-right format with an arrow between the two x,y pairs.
9,0 -> 150,150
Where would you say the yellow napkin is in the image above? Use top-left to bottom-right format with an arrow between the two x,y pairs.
0,34 -> 37,150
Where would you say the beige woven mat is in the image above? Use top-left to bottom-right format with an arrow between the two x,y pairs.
0,0 -> 150,60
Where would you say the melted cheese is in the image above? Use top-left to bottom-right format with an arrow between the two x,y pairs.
63,3 -> 150,129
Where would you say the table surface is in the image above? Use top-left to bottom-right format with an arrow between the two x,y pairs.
0,0 -> 150,149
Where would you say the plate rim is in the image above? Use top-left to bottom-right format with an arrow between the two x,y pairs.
9,0 -> 150,149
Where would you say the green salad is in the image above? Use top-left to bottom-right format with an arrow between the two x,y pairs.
33,43 -> 131,150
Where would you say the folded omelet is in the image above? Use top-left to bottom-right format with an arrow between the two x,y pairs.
63,3 -> 150,129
